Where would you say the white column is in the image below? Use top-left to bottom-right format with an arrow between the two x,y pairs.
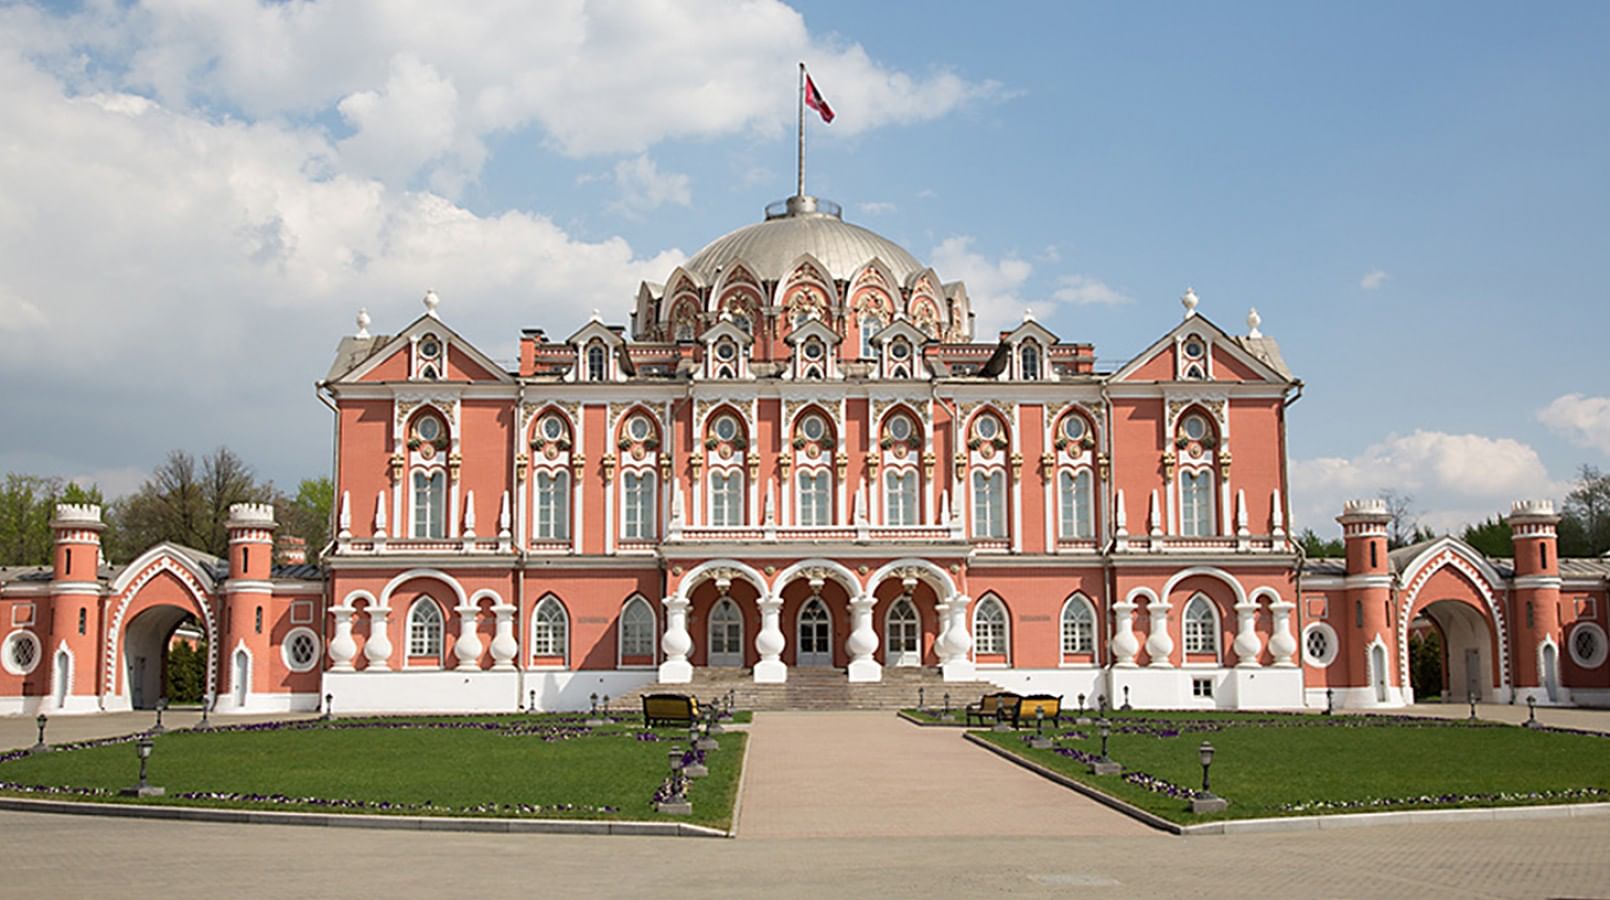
846,594 -> 881,682
1269,600 -> 1298,667
1144,598 -> 1174,668
934,599 -> 953,666
489,603 -> 518,671
659,595 -> 693,683
753,596 -> 787,684
940,594 -> 975,681
329,607 -> 357,671
364,606 -> 393,669
1233,601 -> 1263,668
1111,600 -> 1140,667
454,604 -> 484,669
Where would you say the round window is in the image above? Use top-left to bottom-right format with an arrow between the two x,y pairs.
714,415 -> 739,442
541,415 -> 565,441
803,341 -> 823,361
888,415 -> 912,442
282,627 -> 321,673
716,341 -> 736,361
1303,623 -> 1338,667
801,415 -> 826,442
2,631 -> 40,676
416,416 -> 442,443
1182,414 -> 1208,442
1570,623 -> 1608,669
627,416 -> 651,441
975,416 -> 1000,441
419,337 -> 441,359
1061,415 -> 1087,442
1183,338 -> 1205,360
890,341 -> 910,360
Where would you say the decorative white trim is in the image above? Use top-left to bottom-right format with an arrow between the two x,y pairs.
1161,565 -> 1249,606
1302,622 -> 1339,668
865,557 -> 958,599
281,626 -> 322,673
1569,621 -> 1608,669
1397,546 -> 1509,693
104,554 -> 219,704
379,568 -> 467,608
1,629 -> 41,676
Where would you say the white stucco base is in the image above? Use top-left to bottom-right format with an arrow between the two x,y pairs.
973,666 -> 1304,711
214,691 -> 321,715
1512,685 -> 1574,707
1309,685 -> 1413,710
1568,688 -> 1610,709
323,669 -> 658,714
1224,667 -> 1303,709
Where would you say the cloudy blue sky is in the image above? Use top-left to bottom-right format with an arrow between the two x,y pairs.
2,1 -> 1608,534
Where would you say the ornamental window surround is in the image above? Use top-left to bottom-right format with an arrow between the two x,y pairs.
586,341 -> 608,381
973,595 -> 1009,660
529,411 -> 574,543
793,410 -> 835,526
619,595 -> 656,663
407,598 -> 444,662
1061,595 -> 1096,655
706,410 -> 748,526
408,410 -> 451,539
880,410 -> 921,526
414,332 -> 445,381
1058,469 -> 1094,539
532,595 -> 569,663
1019,341 -> 1041,381
1183,594 -> 1218,657
1174,408 -> 1219,537
1178,332 -> 1211,381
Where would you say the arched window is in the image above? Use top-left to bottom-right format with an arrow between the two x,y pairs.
620,596 -> 656,664
1184,594 -> 1217,656
531,595 -> 568,662
622,470 -> 656,540
1061,595 -> 1095,654
1180,471 -> 1214,536
972,470 -> 1006,538
973,596 -> 1008,661
710,471 -> 745,526
1058,469 -> 1093,539
886,597 -> 920,665
407,599 -> 444,661
708,598 -> 743,666
885,470 -> 918,526
412,470 -> 446,538
797,471 -> 832,526
1020,342 -> 1040,380
534,470 -> 570,540
586,342 -> 607,381
859,313 -> 883,359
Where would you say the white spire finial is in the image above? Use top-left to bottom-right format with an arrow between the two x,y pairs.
1247,307 -> 1262,338
1022,307 -> 1036,323
591,308 -> 602,322
355,308 -> 371,339
423,290 -> 440,318
1181,288 -> 1199,319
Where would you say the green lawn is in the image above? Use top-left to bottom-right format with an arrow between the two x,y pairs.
972,715 -> 1610,824
0,715 -> 746,830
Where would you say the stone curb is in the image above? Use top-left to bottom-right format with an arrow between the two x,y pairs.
0,797 -> 729,838
895,711 -> 967,728
961,731 -> 1182,834
727,724 -> 754,838
962,732 -> 1610,837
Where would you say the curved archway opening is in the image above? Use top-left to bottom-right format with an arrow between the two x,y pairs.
1411,599 -> 1497,704
123,606 -> 203,710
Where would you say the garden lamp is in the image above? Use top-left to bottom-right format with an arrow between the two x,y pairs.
1077,693 -> 1086,713
32,714 -> 48,753
323,692 -> 334,721
1527,695 -> 1538,727
1035,706 -> 1045,735
151,698 -> 168,735
918,686 -> 925,711
1098,717 -> 1111,762
1467,690 -> 1477,722
1325,687 -> 1334,716
136,736 -> 154,789
1198,741 -> 1217,799
1123,685 -> 1132,710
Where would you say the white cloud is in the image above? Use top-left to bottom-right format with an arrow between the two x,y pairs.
1538,393 -> 1610,456
1052,274 -> 1130,307
928,236 -> 1033,335
606,155 -> 693,218
857,201 -> 896,215
1360,268 -> 1389,290
1290,430 -> 1563,534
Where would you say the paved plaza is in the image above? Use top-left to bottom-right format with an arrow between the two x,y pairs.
2,706 -> 1609,897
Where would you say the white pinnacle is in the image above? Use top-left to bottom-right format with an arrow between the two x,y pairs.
355,307 -> 371,339
1181,288 -> 1199,319
1023,307 -> 1036,322
423,290 -> 440,318
1247,307 -> 1262,338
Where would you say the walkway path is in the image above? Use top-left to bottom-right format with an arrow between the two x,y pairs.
736,711 -> 1147,838
0,711 -> 318,751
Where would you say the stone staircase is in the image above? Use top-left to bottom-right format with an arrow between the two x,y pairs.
614,667 -> 1004,712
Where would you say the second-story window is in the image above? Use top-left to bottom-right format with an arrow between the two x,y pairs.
710,471 -> 744,526
885,471 -> 918,525
1059,469 -> 1093,538
1180,470 -> 1214,537
587,342 -> 607,381
412,471 -> 445,538
622,470 -> 655,540
534,471 -> 571,540
797,471 -> 832,526
972,470 -> 1006,538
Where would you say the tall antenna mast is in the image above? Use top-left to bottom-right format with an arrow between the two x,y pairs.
796,61 -> 806,198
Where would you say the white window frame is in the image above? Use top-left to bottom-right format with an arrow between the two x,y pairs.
622,470 -> 656,540
586,342 -> 607,381
708,598 -> 744,666
619,596 -> 657,665
406,598 -> 444,663
1060,594 -> 1096,657
1569,621 -> 1608,669
534,469 -> 571,540
972,595 -> 1009,663
885,596 -> 921,665
709,470 -> 745,526
531,595 -> 569,666
1180,469 -> 1215,537
411,469 -> 447,539
797,469 -> 832,526
281,627 -> 321,673
1183,594 -> 1219,659
2,630 -> 40,676
1019,341 -> 1040,380
884,469 -> 919,526
1058,468 -> 1094,539
1303,622 -> 1339,668
972,469 -> 1006,539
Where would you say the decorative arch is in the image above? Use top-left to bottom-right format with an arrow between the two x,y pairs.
866,558 -> 957,601
1059,592 -> 1098,657
380,568 -> 468,609
339,589 -> 377,610
772,557 -> 862,599
674,558 -> 768,601
1182,592 -> 1222,661
1161,566 -> 1248,606
972,593 -> 1010,664
531,593 -> 569,667
619,594 -> 658,667
405,596 -> 446,664
1396,540 -> 1510,693
775,255 -> 836,330
103,550 -> 219,706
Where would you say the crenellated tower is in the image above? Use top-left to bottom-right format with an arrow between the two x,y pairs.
1338,499 -> 1396,704
1508,499 -> 1565,704
46,504 -> 105,711
219,502 -> 276,712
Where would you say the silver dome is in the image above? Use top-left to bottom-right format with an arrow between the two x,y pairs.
683,196 -> 924,285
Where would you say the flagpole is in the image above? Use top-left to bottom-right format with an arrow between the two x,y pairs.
797,61 -> 806,198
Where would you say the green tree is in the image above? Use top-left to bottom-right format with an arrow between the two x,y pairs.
109,448 -> 273,559
1461,515 -> 1513,558
166,636 -> 207,703
1409,629 -> 1443,699
1297,527 -> 1344,558
1559,465 -> 1610,557
0,475 -> 108,566
279,476 -> 334,561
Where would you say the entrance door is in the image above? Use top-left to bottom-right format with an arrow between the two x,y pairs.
130,655 -> 147,709
232,649 -> 249,707
797,598 -> 832,667
1371,644 -> 1389,703
1464,648 -> 1482,702
886,598 -> 920,667
1541,643 -> 1560,702
708,599 -> 744,667
53,651 -> 69,707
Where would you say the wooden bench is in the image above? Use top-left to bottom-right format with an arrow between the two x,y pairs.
1003,694 -> 1062,729
642,693 -> 701,728
965,691 -> 1021,727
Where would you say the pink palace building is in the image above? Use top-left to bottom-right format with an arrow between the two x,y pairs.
2,194 -> 1608,715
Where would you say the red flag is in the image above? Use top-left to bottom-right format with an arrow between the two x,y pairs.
805,73 -> 834,124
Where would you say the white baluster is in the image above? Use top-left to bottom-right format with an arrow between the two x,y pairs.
1269,600 -> 1298,667
1145,598 -> 1174,668
753,596 -> 786,684
364,606 -> 393,668
454,604 -> 484,669
659,595 -> 693,683
489,604 -> 518,670
940,594 -> 975,681
1111,600 -> 1141,667
846,595 -> 881,682
329,607 -> 357,671
1233,602 -> 1263,667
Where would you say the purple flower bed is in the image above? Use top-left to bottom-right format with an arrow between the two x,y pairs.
1281,786 -> 1610,814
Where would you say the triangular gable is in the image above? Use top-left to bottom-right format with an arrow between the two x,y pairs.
1000,317 -> 1060,347
1109,312 -> 1291,385
332,314 -> 514,385
564,317 -> 626,348
701,315 -> 753,348
784,317 -> 841,348
873,318 -> 931,349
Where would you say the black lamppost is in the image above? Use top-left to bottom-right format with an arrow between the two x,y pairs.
322,692 -> 334,722
918,686 -> 925,711
1122,685 -> 1132,711
602,694 -> 612,722
31,714 -> 49,754
1526,695 -> 1540,728
1324,687 -> 1334,717
942,692 -> 951,719
119,736 -> 164,797
1035,706 -> 1046,736
529,689 -> 537,713
1077,693 -> 1086,714
1198,741 -> 1218,799
1467,689 -> 1478,722
197,695 -> 210,730
150,698 -> 168,735
1098,717 -> 1112,762
1097,694 -> 1107,719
